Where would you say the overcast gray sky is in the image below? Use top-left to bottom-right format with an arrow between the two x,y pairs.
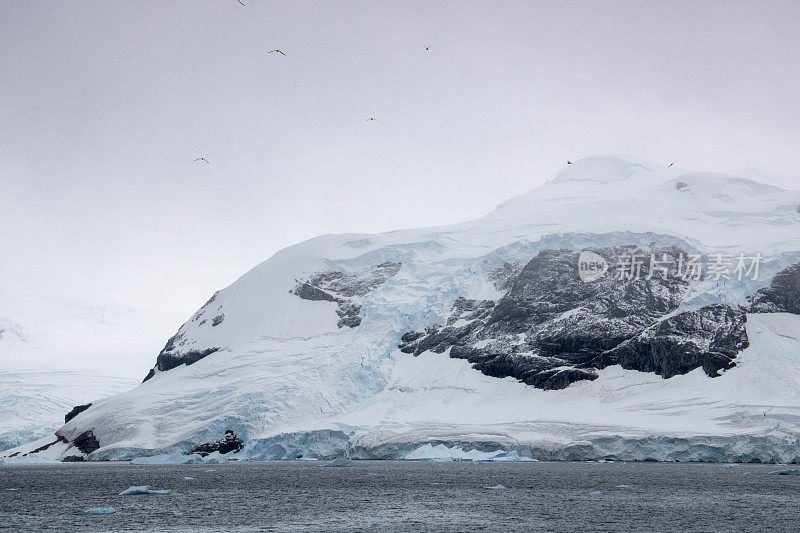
2,0 -> 799,371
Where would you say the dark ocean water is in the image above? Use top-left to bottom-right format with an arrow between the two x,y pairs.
1,461 -> 798,532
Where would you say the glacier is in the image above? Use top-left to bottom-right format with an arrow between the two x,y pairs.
4,156 -> 800,463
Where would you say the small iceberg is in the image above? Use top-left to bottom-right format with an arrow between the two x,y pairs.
118,485 -> 171,496
590,490 -> 603,496
323,457 -> 355,467
84,507 -> 116,515
182,476 -> 194,480
767,469 -> 800,476
614,484 -> 631,489
483,484 -> 507,490
130,454 -> 204,465
172,510 -> 184,517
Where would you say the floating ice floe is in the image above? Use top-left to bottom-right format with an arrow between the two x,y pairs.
182,476 -> 194,480
323,457 -> 355,467
614,485 -> 631,489
84,507 -> 116,515
483,484 -> 507,490
590,490 -> 603,495
130,454 -> 204,465
118,485 -> 171,496
767,469 -> 800,476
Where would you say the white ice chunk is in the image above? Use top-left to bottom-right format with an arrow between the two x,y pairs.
323,457 -> 355,467
767,469 -> 800,476
84,507 -> 116,515
118,485 -> 171,496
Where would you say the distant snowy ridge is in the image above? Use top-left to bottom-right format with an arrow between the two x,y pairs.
5,156 -> 800,463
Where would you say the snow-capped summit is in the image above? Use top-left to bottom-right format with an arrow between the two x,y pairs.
7,156 -> 800,463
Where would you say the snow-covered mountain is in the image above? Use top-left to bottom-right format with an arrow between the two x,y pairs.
7,156 -> 800,463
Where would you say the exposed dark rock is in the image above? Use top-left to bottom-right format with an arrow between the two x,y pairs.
292,282 -> 339,302
29,436 -> 68,455
400,247 -> 749,390
488,262 -> 524,292
749,263 -> 800,314
155,348 -> 220,373
62,455 -> 86,462
142,368 -> 156,383
65,403 -> 92,424
676,181 -> 689,190
292,262 -> 401,328
335,302 -> 363,328
143,329 -> 221,380
190,430 -> 244,456
595,304 -> 748,378
73,431 -> 100,455
212,314 -> 225,327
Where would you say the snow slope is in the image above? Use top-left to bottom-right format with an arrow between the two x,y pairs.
0,298 -> 157,450
0,367 -> 134,450
6,156 -> 800,462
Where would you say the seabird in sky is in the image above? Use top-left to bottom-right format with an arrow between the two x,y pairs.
268,49 -> 286,56
194,157 -> 211,165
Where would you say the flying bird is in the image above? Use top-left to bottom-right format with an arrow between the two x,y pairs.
424,45 -> 430,51
668,161 -> 676,168
194,157 -> 211,165
567,160 -> 573,165
366,117 -> 377,122
237,0 -> 245,5
268,49 -> 286,56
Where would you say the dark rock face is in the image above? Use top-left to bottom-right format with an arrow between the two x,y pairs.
597,304 -> 748,378
142,290 -> 227,381
190,430 -> 244,456
400,247 -> 749,390
143,330 -> 221,381
292,262 -> 402,328
62,455 -> 86,462
73,431 -> 100,454
750,263 -> 800,314
65,403 -> 92,424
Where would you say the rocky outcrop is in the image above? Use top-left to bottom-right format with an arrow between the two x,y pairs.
750,263 -> 800,314
189,430 -> 244,456
72,431 -> 100,455
142,329 -> 221,381
64,403 -> 92,424
596,304 -> 748,378
400,247 -> 749,389
292,262 -> 401,328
